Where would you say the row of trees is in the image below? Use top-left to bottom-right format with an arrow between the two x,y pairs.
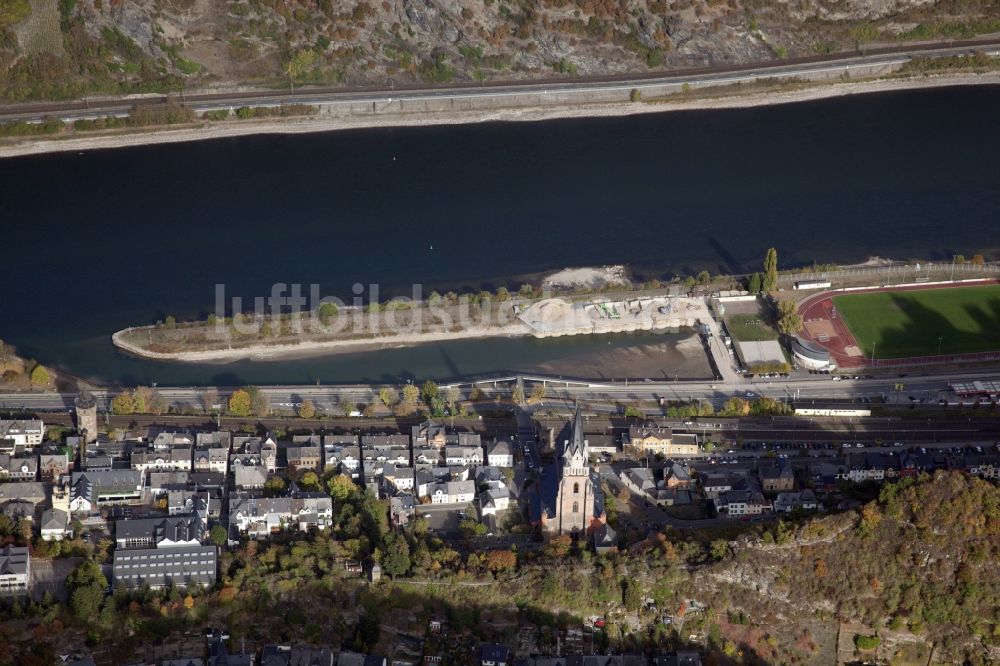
747,247 -> 779,295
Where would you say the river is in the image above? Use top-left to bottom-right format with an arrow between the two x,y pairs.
1,84 -> 998,386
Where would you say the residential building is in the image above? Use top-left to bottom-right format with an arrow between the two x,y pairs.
478,644 -> 510,666
445,445 -> 483,467
228,492 -> 332,538
412,446 -> 442,469
69,470 -> 144,512
715,479 -> 773,516
38,452 -> 69,481
234,465 -> 268,490
774,489 -> 820,513
361,435 -> 410,467
286,437 -> 322,471
337,651 -> 386,666
131,441 -> 193,474
700,472 -> 741,499
194,431 -> 231,474
0,454 -> 37,481
231,435 -> 277,474
148,471 -> 191,496
40,508 -> 69,541
429,480 -> 476,505
0,482 -> 47,507
485,440 -> 514,468
322,436 -> 361,475
390,494 -> 416,526
0,545 -> 30,595
168,489 -> 220,519
759,461 -> 795,493
261,645 -> 338,666
111,545 -> 217,590
115,514 -> 205,549
0,420 -> 44,450
593,522 -> 618,555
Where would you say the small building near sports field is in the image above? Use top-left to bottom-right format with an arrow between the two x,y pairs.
791,337 -> 835,371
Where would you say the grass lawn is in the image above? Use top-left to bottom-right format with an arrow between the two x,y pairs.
832,285 -> 1000,358
724,314 -> 779,342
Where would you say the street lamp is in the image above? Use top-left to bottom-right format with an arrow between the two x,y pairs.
937,337 -> 943,356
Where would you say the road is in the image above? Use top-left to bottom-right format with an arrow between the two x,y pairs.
0,366 -> 994,415
1,39 -> 998,124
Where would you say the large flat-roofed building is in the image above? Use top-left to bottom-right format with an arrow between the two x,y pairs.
735,339 -> 787,368
112,545 -> 217,590
792,337 -> 834,371
0,545 -> 30,595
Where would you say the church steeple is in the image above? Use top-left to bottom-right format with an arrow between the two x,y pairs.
562,403 -> 588,475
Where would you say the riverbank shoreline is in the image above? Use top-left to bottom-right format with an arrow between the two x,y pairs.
111,323 -> 535,363
3,72 -> 998,159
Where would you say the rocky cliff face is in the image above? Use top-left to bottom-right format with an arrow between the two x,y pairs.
0,0 -> 996,100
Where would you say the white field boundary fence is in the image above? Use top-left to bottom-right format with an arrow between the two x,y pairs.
779,261 -> 999,287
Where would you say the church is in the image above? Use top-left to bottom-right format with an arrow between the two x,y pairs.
533,406 -> 606,538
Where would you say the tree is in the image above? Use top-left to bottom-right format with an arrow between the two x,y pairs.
379,387 -> 398,407
379,532 -> 411,577
183,594 -> 195,609
696,270 -> 711,285
300,470 -> 320,490
484,549 -> 517,572
763,247 -> 778,293
209,525 -> 228,546
629,88 -> 641,102
458,518 -> 487,538
622,578 -> 643,611
298,399 -> 316,419
401,384 -> 420,411
164,315 -> 177,329
469,387 -> 486,401
328,474 -> 356,502
228,389 -> 252,417
720,397 -> 751,416
286,47 -> 317,80
30,365 -> 50,385
110,392 -> 136,415
545,534 -> 572,558
748,272 -> 763,295
853,634 -> 880,650
710,539 -> 730,561
777,299 -> 804,334
248,386 -> 271,416
318,302 -> 338,324
421,380 -> 439,405
954,254 -> 966,264
446,386 -> 461,412
971,254 -> 985,265
623,405 -> 642,418
66,560 -> 107,621
263,476 -> 286,496
200,387 -> 219,414
530,383 -> 546,403
511,385 -> 525,405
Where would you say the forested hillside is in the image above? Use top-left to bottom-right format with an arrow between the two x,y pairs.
0,0 -> 998,101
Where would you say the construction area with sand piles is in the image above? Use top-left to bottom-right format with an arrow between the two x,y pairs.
518,296 -> 710,338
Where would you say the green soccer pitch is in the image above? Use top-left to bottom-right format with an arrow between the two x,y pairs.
831,285 -> 1000,359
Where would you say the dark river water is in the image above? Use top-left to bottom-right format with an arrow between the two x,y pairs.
1,85 -> 998,386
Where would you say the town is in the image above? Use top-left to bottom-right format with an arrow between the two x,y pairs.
1,374 -> 998,665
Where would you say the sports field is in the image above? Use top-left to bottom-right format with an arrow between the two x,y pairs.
832,285 -> 1000,359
